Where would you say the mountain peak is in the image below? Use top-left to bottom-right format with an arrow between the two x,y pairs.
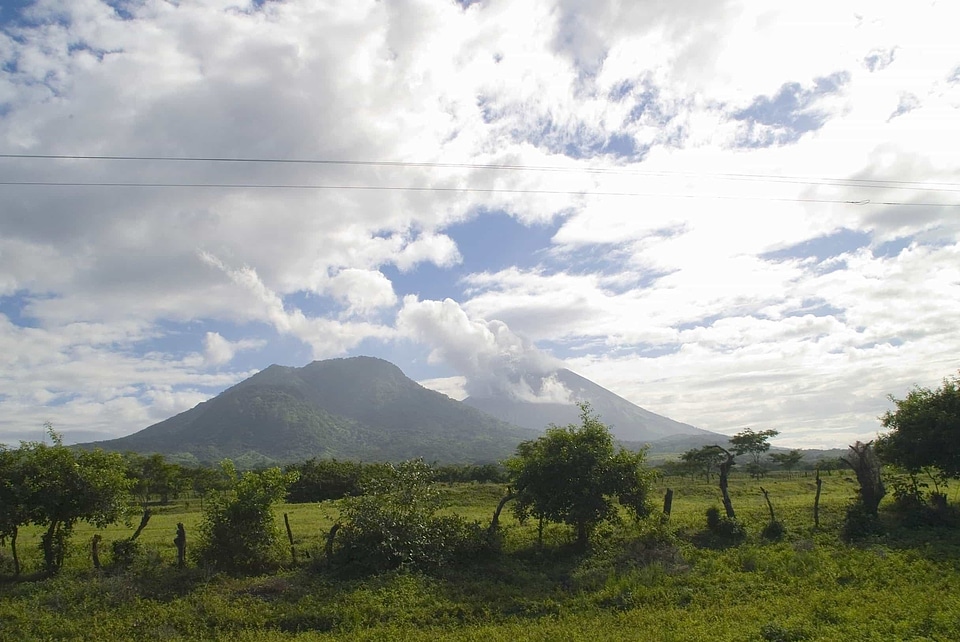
80,357 -> 537,465
464,367 -> 716,443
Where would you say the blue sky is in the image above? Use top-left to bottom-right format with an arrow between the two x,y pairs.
0,0 -> 958,448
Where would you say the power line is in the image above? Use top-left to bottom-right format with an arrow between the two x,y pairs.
0,179 -> 956,207
1,152 -> 958,193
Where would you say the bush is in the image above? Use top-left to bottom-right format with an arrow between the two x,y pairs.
761,520 -> 786,541
701,506 -> 746,546
332,459 -> 491,572
841,501 -> 884,541
194,462 -> 297,573
110,539 -> 142,569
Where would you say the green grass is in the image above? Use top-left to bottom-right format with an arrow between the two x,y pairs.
2,472 -> 960,641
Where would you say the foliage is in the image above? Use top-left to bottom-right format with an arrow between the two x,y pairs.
769,450 -> 804,472
507,403 -> 654,548
194,461 -> 298,573
841,501 -> 884,541
4,474 -> 960,640
877,373 -> 960,479
841,441 -> 886,516
285,458 -> 366,503
14,431 -> 132,574
730,428 -> 780,479
761,520 -> 786,541
125,453 -> 188,506
701,506 -> 746,546
680,446 -> 726,482
333,459 -> 488,572
0,446 -> 29,575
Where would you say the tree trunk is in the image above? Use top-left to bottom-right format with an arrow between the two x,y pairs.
488,492 -> 516,534
325,523 -> 340,563
91,534 -> 102,570
576,521 -> 588,549
719,452 -> 736,519
41,520 -> 61,575
283,513 -> 296,564
10,527 -> 19,577
131,509 -> 151,542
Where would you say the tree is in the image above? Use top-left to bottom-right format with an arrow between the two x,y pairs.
19,432 -> 132,574
507,403 -> 654,549
730,428 -> 780,479
877,374 -> 960,480
194,461 -> 298,572
0,447 -> 29,576
681,446 -> 727,483
769,450 -> 804,473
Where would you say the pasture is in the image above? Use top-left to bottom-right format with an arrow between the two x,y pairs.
2,471 -> 959,641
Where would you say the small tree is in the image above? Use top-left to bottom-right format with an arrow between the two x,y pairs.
681,446 -> 727,483
731,428 -> 780,479
17,430 -> 133,574
769,450 -> 804,474
877,374 -> 960,483
507,403 -> 654,549
194,461 -> 297,572
0,447 -> 29,576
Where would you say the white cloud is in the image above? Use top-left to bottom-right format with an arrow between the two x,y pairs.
397,296 -> 568,401
0,0 -> 957,446
203,331 -> 264,366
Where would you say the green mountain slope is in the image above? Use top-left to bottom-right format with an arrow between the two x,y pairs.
85,357 -> 538,465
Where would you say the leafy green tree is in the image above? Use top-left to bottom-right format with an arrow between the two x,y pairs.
507,403 -> 654,548
194,461 -> 298,572
19,432 -> 132,574
877,374 -> 960,480
285,458 -> 365,503
769,449 -> 804,473
333,459 -> 484,571
0,447 -> 29,576
681,446 -> 727,482
730,428 -> 780,479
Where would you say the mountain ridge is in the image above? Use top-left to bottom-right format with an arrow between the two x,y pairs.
84,357 -> 538,465
463,368 -> 720,444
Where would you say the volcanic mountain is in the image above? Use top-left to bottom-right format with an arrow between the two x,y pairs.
462,368 -> 720,447
85,357 -> 538,466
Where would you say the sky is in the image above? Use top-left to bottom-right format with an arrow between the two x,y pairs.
0,0 -> 958,449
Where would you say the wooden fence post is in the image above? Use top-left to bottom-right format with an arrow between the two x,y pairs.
662,488 -> 674,517
174,523 -> 186,568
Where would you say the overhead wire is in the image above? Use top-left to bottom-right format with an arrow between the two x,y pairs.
0,152 -> 957,206
1,152 -> 957,192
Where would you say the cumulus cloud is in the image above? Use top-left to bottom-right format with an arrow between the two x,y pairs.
397,296 -> 569,402
0,0 -> 958,446
203,331 -> 264,366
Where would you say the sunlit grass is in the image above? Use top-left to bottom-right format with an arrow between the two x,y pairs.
2,471 -> 959,641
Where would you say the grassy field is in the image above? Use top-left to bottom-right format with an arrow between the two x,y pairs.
2,471 -> 959,641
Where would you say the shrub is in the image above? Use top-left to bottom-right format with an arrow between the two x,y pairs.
332,459 -> 490,572
841,501 -> 884,541
110,539 -> 142,569
194,462 -> 297,573
761,520 -> 786,541
702,506 -> 746,545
